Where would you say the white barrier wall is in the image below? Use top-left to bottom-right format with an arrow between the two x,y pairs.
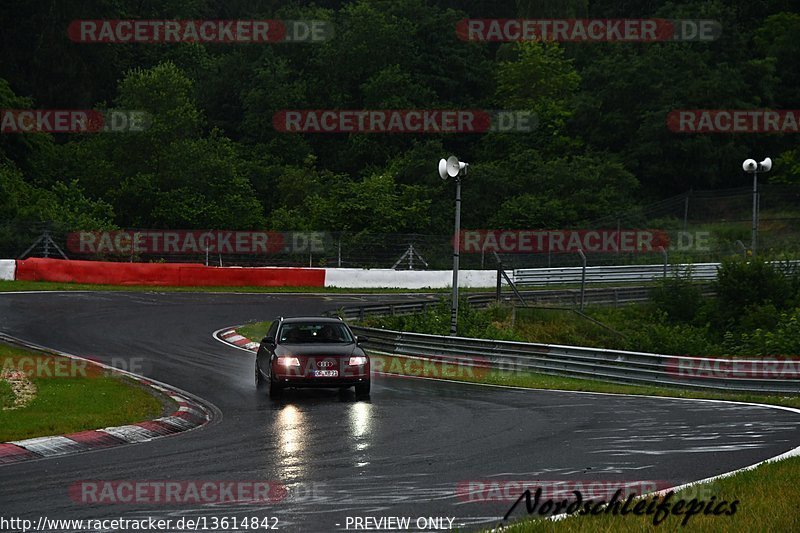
324,268 -> 496,289
0,260 -> 15,281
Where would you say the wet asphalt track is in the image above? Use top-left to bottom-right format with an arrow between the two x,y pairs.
1,291 -> 800,532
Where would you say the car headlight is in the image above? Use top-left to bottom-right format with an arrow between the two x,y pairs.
348,356 -> 368,366
277,356 -> 301,367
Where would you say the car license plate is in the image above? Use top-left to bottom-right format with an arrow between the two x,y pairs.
314,370 -> 338,377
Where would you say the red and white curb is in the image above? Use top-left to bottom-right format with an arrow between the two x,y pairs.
0,335 -> 214,466
216,328 -> 259,352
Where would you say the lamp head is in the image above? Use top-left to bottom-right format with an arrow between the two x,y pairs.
438,158 -> 448,181
439,155 -> 469,180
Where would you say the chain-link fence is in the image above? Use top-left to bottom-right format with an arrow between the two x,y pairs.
4,185 -> 800,270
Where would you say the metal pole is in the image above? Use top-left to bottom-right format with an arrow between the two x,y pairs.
132,231 -> 140,263
496,267 -> 502,303
751,171 -> 758,256
338,237 -> 342,267
450,178 -> 461,336
683,191 -> 691,233
660,246 -> 668,277
578,249 -> 586,311
43,229 -> 50,258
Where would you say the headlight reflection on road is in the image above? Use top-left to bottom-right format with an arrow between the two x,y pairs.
276,405 -> 307,480
349,402 -> 372,466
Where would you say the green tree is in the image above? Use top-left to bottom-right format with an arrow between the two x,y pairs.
487,154 -> 639,228
52,62 -> 265,229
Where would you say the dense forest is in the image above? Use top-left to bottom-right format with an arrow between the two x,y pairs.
0,0 -> 798,240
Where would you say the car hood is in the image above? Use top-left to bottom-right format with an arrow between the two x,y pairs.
274,343 -> 360,357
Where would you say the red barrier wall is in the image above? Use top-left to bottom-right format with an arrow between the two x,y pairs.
15,258 -> 326,287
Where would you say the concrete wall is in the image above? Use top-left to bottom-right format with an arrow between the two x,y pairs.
0,260 -> 15,281
324,268 -> 496,289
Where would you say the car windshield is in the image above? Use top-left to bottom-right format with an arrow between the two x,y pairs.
278,323 -> 353,344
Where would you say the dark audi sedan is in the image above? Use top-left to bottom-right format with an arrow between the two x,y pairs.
255,316 -> 370,398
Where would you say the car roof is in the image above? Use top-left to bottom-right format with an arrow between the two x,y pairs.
278,316 -> 344,325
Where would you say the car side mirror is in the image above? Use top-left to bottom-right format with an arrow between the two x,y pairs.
262,336 -> 275,346
356,336 -> 368,345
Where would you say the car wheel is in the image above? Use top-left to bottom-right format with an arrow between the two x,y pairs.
269,378 -> 283,399
355,381 -> 370,398
255,362 -> 266,390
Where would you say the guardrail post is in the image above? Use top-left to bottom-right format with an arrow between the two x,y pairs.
659,246 -> 668,278
492,252 -> 527,306
578,249 -> 587,311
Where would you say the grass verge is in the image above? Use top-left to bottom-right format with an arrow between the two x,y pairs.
496,456 -> 800,532
237,321 -> 271,343
0,279 -> 477,294
0,279 -> 669,295
0,379 -> 12,407
0,342 -> 167,441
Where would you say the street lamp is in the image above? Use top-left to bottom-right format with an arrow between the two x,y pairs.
742,157 -> 772,256
438,156 -> 469,336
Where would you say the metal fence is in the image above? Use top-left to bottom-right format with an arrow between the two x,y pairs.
507,261 -> 798,311
331,284 -> 716,321
4,225 -> 461,269
9,225 -> 800,270
5,184 -> 800,269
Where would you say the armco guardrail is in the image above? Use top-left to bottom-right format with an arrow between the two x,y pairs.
512,260 -> 800,286
352,326 -> 800,394
513,263 -> 718,285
